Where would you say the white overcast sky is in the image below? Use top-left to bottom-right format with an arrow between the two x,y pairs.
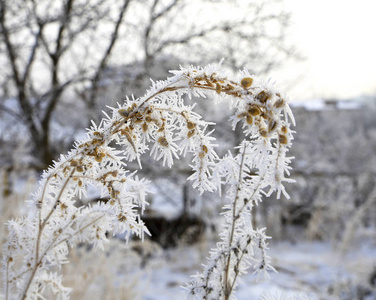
279,0 -> 376,101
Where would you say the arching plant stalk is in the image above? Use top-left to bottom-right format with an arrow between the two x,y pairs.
2,62 -> 295,300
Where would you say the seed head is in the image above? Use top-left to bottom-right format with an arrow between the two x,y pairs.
279,134 -> 288,144
241,77 -> 253,89
274,98 -> 285,108
158,136 -> 169,147
256,90 -> 271,103
268,120 -> 277,132
95,152 -> 106,162
260,128 -> 268,137
111,189 -> 120,198
187,121 -> 195,130
187,129 -> 195,138
118,108 -> 129,118
237,112 -> 248,118
248,106 -> 260,116
142,122 -> 148,132
215,83 -> 222,94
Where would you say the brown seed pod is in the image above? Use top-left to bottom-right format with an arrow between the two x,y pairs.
118,214 -> 127,222
158,136 -> 169,147
76,166 -> 84,172
260,128 -> 268,137
237,112 -> 248,118
268,120 -> 277,132
246,115 -> 253,125
248,106 -> 261,116
95,152 -> 106,162
241,77 -> 253,89
215,83 -> 222,94
187,129 -> 195,138
279,134 -> 288,144
145,116 -> 152,122
198,151 -> 205,159
281,126 -> 288,134
274,98 -> 285,108
111,189 -> 120,198
118,108 -> 129,118
142,122 -> 148,132
202,145 -> 208,153
187,121 -> 195,129
92,138 -> 102,145
256,91 -> 271,103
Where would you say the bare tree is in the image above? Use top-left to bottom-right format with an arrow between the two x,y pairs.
0,0 -> 295,169
0,0 -> 131,168
138,0 -> 295,74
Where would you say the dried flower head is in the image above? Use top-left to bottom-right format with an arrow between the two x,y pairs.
256,90 -> 271,103
241,77 -> 253,88
157,136 -> 169,147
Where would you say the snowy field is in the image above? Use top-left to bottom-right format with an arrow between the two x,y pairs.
60,230 -> 376,300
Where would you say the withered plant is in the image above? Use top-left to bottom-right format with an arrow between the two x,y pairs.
2,62 -> 295,300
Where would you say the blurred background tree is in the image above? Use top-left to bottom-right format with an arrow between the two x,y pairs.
0,0 -> 294,169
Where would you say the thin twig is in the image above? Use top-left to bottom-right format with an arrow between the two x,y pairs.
224,142 -> 248,299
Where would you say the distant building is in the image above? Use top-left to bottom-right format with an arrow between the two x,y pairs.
290,98 -> 364,111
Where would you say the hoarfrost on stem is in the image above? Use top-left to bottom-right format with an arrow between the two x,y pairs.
2,61 -> 295,300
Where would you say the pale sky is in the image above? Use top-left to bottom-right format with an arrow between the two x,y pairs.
280,0 -> 376,101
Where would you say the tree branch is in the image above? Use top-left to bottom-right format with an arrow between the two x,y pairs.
87,0 -> 131,111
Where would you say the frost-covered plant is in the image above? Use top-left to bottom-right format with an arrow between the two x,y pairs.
185,73 -> 294,299
261,293 -> 311,300
1,62 -> 295,299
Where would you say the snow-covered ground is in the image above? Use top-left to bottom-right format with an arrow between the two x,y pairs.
62,232 -> 376,300
140,241 -> 376,300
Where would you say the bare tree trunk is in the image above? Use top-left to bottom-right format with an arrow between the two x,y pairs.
87,0 -> 131,122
